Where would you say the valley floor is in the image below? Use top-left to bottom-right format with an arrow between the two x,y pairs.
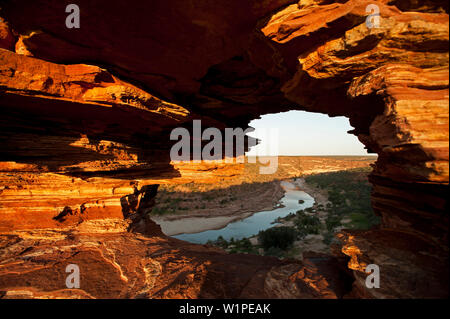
151,180 -> 284,235
149,156 -> 378,259
150,156 -> 375,229
195,168 -> 380,260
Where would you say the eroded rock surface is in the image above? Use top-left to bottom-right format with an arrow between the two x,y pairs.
0,0 -> 448,298
0,223 -> 353,299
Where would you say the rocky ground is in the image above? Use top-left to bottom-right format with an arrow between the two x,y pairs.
0,0 -> 448,298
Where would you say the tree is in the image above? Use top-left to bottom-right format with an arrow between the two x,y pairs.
264,246 -> 284,258
294,211 -> 321,238
258,227 -> 296,251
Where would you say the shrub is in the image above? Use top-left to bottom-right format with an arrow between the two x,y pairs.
258,226 -> 297,251
326,214 -> 341,232
294,212 -> 321,238
323,232 -> 335,245
214,236 -> 228,248
264,246 -> 285,258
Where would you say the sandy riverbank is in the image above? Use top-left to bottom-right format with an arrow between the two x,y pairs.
279,177 -> 331,257
153,213 -> 255,236
152,178 -> 329,238
292,177 -> 329,207
152,181 -> 286,235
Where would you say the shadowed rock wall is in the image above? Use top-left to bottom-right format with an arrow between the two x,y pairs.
0,0 -> 448,298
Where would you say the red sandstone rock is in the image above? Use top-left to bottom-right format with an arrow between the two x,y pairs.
0,18 -> 14,51
0,223 -> 351,299
337,229 -> 449,298
0,0 -> 448,298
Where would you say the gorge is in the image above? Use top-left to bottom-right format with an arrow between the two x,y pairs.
171,180 -> 315,243
0,0 -> 448,299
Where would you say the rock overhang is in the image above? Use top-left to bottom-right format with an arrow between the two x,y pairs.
0,0 -> 448,298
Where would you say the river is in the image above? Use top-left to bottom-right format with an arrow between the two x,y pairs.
172,180 -> 315,244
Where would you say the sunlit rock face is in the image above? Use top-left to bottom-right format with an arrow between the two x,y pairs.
0,0 -> 448,298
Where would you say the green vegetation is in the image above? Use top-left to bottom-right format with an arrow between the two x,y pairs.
263,246 -> 286,258
293,211 -> 321,239
305,167 -> 381,243
271,168 -> 380,251
154,158 -> 378,262
206,236 -> 258,254
150,180 -> 281,216
149,157 -> 375,217
206,228 -> 296,258
258,226 -> 297,251
206,168 -> 380,259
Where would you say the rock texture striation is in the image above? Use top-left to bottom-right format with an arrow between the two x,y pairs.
0,0 -> 448,298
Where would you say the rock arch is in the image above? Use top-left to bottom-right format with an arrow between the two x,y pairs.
0,0 -> 448,298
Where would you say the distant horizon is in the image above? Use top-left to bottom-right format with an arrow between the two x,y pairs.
246,110 -> 370,157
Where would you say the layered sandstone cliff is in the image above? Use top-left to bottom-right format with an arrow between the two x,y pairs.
0,0 -> 448,298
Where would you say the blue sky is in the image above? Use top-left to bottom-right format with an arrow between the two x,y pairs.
246,110 -> 368,156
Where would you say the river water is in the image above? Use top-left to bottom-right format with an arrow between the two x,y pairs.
172,180 -> 315,244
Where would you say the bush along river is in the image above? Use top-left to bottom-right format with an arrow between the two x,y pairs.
172,180 -> 315,244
